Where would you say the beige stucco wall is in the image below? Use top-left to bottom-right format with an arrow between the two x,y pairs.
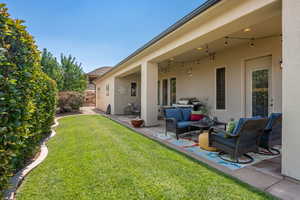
95,77 -> 115,113
114,73 -> 141,114
282,0 -> 300,181
158,37 -> 282,122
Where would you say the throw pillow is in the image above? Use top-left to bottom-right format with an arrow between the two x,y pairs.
226,120 -> 237,137
190,114 -> 205,121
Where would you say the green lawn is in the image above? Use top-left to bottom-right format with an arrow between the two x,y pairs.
16,115 -> 274,200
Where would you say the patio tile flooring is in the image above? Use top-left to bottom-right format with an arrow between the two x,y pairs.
80,107 -> 300,200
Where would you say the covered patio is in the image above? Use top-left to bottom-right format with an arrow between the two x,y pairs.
95,0 -> 300,193
109,2 -> 283,166
102,112 -> 299,200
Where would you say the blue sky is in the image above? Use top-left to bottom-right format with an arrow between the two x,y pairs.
3,0 -> 205,72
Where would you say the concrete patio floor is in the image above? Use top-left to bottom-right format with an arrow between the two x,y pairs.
81,107 -> 300,200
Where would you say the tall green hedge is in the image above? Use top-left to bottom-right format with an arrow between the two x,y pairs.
0,4 -> 57,196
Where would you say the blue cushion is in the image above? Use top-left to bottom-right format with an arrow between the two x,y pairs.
265,113 -> 282,130
165,108 -> 182,121
177,121 -> 191,129
181,108 -> 192,121
213,132 -> 237,148
232,116 -> 262,136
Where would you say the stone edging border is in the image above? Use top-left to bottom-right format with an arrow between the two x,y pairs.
3,118 -> 60,200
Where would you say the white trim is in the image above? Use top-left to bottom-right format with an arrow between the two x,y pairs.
157,80 -> 161,105
214,66 -> 227,111
241,53 -> 273,117
162,78 -> 169,106
244,55 -> 272,117
130,81 -> 138,97
169,77 -> 177,106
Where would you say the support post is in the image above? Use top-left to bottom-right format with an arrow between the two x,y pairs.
282,0 -> 300,180
141,61 -> 158,126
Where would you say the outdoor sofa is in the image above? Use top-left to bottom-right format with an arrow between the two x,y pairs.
164,107 -> 201,140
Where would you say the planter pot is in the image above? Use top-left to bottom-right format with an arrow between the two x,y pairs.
131,119 -> 144,128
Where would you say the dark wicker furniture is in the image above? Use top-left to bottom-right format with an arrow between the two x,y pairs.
259,113 -> 282,155
164,107 -> 198,139
209,118 -> 267,164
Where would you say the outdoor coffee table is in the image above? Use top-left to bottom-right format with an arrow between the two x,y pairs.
190,120 -> 227,132
180,121 -> 227,143
190,121 -> 227,151
180,122 -> 210,141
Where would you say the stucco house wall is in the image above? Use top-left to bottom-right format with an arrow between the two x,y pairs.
114,73 -> 141,114
158,36 -> 282,122
95,77 -> 115,113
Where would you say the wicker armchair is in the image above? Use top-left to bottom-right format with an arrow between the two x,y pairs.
259,113 -> 282,155
209,118 -> 267,164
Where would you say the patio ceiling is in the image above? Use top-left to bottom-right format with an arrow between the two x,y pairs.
159,15 -> 281,65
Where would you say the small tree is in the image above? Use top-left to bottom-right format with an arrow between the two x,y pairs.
41,48 -> 64,90
41,50 -> 87,92
60,54 -> 87,92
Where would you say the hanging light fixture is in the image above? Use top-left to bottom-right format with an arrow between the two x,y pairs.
224,37 -> 229,46
205,44 -> 209,54
187,67 -> 193,77
249,38 -> 255,48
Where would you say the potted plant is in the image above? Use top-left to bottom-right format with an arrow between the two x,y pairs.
131,118 -> 144,128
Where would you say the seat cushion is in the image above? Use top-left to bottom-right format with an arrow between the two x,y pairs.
232,116 -> 262,136
177,121 -> 191,129
165,108 -> 182,121
265,113 -> 282,130
181,108 -> 192,121
212,132 -> 237,148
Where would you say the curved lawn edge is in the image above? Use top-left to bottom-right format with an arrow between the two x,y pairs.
3,114 -> 95,200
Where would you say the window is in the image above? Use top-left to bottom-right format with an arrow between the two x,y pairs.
131,82 -> 137,96
157,80 -> 161,105
106,84 -> 109,96
216,67 -> 226,110
162,79 -> 168,106
170,78 -> 176,105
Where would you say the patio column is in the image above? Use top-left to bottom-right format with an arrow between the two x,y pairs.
141,61 -> 158,126
282,0 -> 300,180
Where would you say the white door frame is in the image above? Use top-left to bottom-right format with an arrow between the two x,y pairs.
242,55 -> 273,117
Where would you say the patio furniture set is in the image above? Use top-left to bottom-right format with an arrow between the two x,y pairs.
164,107 -> 282,164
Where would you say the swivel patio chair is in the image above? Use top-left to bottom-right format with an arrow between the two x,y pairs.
209,118 -> 267,164
259,113 -> 282,155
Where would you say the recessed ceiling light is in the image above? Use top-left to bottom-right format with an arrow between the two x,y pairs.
196,47 -> 203,51
244,28 -> 251,32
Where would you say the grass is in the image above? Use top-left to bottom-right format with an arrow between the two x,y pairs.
16,115 -> 274,200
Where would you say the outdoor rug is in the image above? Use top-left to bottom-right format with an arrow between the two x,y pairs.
153,131 -> 280,170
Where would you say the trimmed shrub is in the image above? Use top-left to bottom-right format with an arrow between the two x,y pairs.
58,91 -> 84,113
0,4 -> 57,196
